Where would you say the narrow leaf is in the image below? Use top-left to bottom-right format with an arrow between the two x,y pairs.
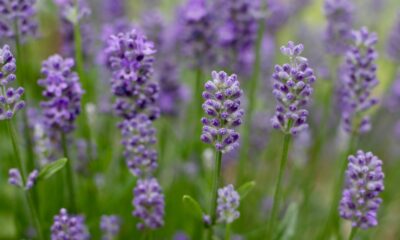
237,181 -> 256,200
38,158 -> 68,181
182,195 -> 205,220
274,203 -> 299,240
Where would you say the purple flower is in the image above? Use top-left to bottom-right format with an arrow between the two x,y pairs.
119,114 -> 158,177
25,169 -> 38,190
0,0 -> 38,40
339,150 -> 384,229
339,27 -> 378,134
38,54 -> 83,133
217,184 -> 240,224
105,29 -> 160,120
265,0 -> 290,34
53,0 -> 91,22
271,41 -> 316,135
100,215 -> 120,240
385,72 -> 400,112
101,0 -> 126,22
132,178 -> 165,230
8,168 -> 39,190
51,208 -> 90,240
201,71 -> 244,153
323,0 -> 354,55
387,13 -> 400,61
173,231 -> 189,240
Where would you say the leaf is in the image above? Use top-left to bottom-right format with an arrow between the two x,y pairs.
237,181 -> 256,200
182,195 -> 205,220
38,158 -> 68,181
274,203 -> 299,240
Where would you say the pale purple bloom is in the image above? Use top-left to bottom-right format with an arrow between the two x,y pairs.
132,178 -> 165,230
385,72 -> 400,112
173,232 -> 189,240
201,71 -> 244,153
25,169 -> 38,190
38,55 -> 83,133
339,27 -> 378,134
101,0 -> 126,22
271,41 -> 316,135
100,215 -> 120,240
51,208 -> 90,240
0,45 -> 25,120
323,0 -> 354,55
217,184 -> 240,224
339,150 -> 384,229
53,0 -> 91,21
105,29 -> 159,120
8,168 -> 22,187
265,0 -> 290,34
119,114 -> 157,177
387,13 -> 400,61
0,0 -> 38,40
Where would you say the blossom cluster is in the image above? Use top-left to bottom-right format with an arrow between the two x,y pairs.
51,208 -> 90,240
217,184 -> 240,224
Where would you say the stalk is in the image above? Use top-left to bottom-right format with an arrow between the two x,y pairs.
237,15 -> 266,184
193,68 -> 204,155
225,223 -> 231,240
348,227 -> 357,240
208,149 -> 222,240
61,133 -> 77,212
266,133 -> 292,238
6,120 -> 43,240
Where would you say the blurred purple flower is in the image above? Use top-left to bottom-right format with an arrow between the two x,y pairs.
217,184 -> 240,224
387,13 -> 400,62
339,150 -> 384,229
51,208 -> 90,240
173,231 -> 189,240
9,168 -> 39,190
101,0 -> 126,22
100,215 -> 120,240
384,72 -> 400,112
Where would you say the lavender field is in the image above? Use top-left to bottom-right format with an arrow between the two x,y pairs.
0,0 -> 400,239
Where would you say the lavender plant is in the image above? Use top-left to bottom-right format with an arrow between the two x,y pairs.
100,215 -> 121,240
51,208 -> 89,240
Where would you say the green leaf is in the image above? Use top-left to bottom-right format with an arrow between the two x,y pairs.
38,158 -> 68,181
274,203 -> 299,240
237,181 -> 256,200
182,195 -> 205,220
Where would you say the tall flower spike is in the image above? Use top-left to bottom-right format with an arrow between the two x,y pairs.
51,208 -> 90,240
105,29 -> 159,120
271,41 -> 316,135
0,45 -> 25,120
119,114 -> 157,177
132,178 -> 165,230
387,13 -> 400,62
100,215 -> 121,240
339,150 -> 384,229
38,54 -> 83,133
323,0 -> 354,55
8,168 -> 39,190
201,71 -> 244,153
0,0 -> 38,40
339,27 -> 378,134
217,184 -> 240,224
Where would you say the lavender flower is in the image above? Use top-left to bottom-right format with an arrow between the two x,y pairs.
385,72 -> 400,112
8,168 -> 39,190
105,29 -> 159,120
323,0 -> 354,55
271,41 -> 316,135
51,208 -> 90,240
339,150 -> 384,229
0,0 -> 38,40
217,184 -> 240,224
387,13 -> 400,61
53,0 -> 91,23
0,45 -> 25,120
339,27 -> 378,134
265,0 -> 290,34
177,0 -> 216,68
132,178 -> 165,230
201,71 -> 244,153
214,0 -> 260,74
101,0 -> 126,22
119,114 -> 157,177
100,215 -> 120,240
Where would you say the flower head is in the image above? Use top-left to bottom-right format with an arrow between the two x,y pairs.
339,150 -> 384,229
8,168 -> 39,190
217,184 -> 240,224
51,208 -> 90,240
105,29 -> 159,120
38,54 -> 83,133
271,41 -> 316,135
0,45 -> 25,120
53,0 -> 91,23
387,13 -> 400,61
201,71 -> 244,153
0,0 -> 38,40
132,178 -> 165,230
100,215 -> 120,240
339,27 -> 378,134
119,114 -> 158,177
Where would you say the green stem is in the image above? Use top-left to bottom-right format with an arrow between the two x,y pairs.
348,227 -> 357,240
237,15 -> 266,184
61,133 -> 77,212
6,120 -> 43,240
193,68 -> 204,155
208,150 -> 223,240
266,133 -> 292,238
225,223 -> 231,240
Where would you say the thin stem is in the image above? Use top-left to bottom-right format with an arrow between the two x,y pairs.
208,150 -> 223,240
6,120 -> 43,240
237,14 -> 266,184
348,227 -> 358,240
225,223 -> 231,240
193,68 -> 204,155
61,133 -> 77,212
266,133 -> 292,238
